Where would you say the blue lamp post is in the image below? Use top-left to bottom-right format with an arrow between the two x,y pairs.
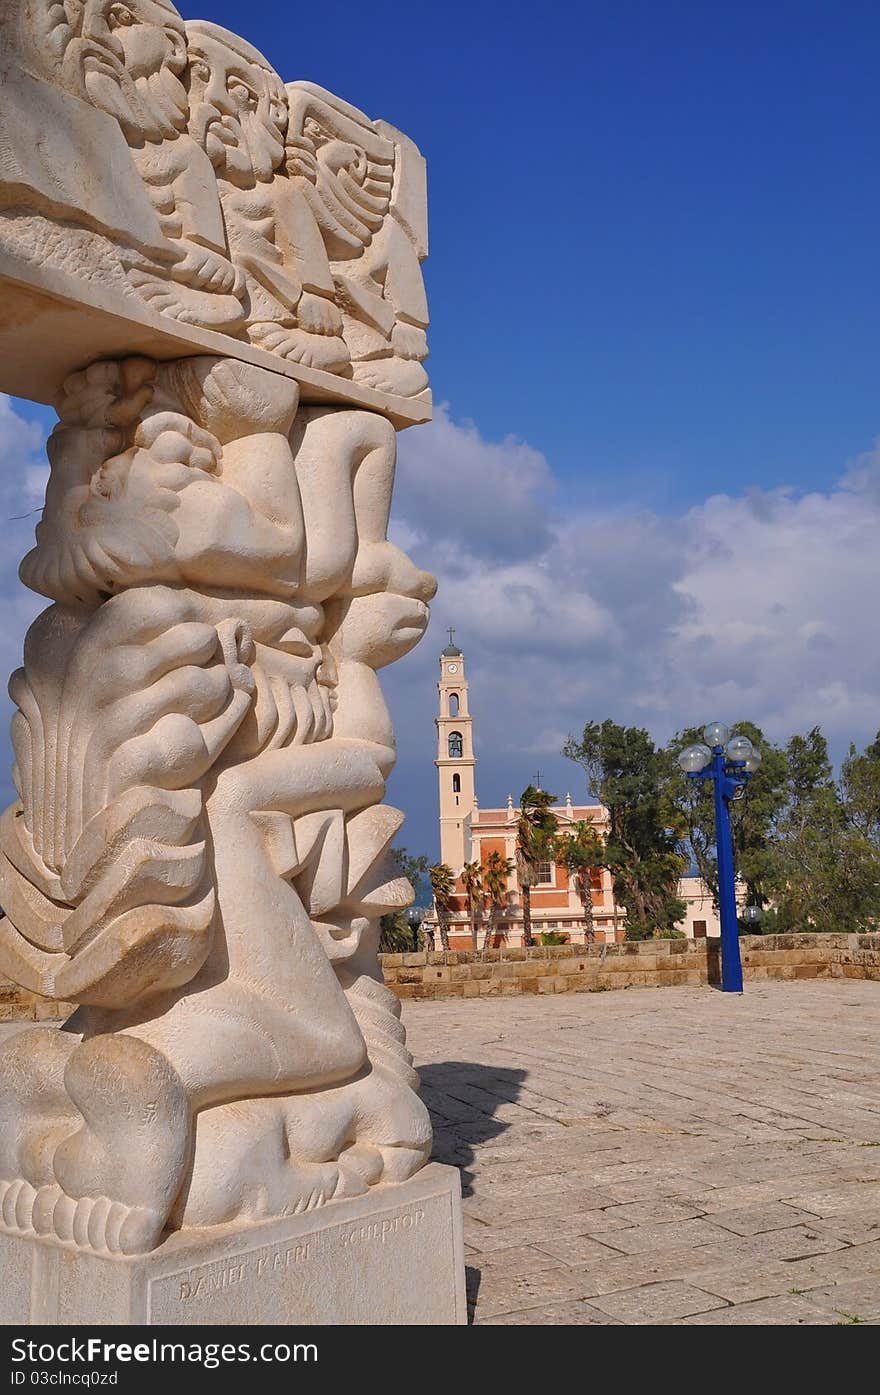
678,723 -> 762,994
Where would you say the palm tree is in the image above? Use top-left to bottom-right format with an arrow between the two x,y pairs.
461,861 -> 483,949
429,862 -> 455,950
482,850 -> 515,949
516,785 -> 559,947
558,820 -> 605,943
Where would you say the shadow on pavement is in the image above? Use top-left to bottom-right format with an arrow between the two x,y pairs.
417,1061 -> 528,1196
417,1061 -> 529,1324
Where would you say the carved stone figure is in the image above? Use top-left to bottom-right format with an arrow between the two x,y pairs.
0,1 -> 431,414
0,9 -> 460,1324
287,84 -> 430,396
184,22 -> 350,370
0,354 -> 436,1255
3,0 -> 246,329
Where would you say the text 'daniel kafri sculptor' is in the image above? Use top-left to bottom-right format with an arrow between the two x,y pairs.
0,0 -> 439,1264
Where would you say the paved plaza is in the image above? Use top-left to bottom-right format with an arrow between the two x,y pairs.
3,980 -> 880,1325
405,980 -> 880,1324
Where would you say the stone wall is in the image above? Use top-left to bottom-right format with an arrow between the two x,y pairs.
380,933 -> 880,1001
2,933 -> 878,1020
0,984 -> 74,1023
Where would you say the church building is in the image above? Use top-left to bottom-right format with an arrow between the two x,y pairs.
430,633 -> 725,948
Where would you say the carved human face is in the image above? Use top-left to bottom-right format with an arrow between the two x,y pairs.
49,0 -> 188,140
185,29 -> 287,184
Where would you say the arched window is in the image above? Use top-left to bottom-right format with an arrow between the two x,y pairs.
448,731 -> 463,759
448,692 -> 459,717
452,773 -> 461,793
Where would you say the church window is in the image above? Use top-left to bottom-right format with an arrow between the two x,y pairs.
449,692 -> 459,717
448,731 -> 463,759
452,773 -> 461,792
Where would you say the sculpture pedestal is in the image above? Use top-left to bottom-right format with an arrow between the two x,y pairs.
1,1164 -> 466,1326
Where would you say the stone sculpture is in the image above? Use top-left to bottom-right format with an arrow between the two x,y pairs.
0,352 -> 435,1255
0,0 -> 430,417
0,6 -> 464,1327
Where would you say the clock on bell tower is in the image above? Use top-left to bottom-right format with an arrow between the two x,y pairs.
435,628 -> 476,871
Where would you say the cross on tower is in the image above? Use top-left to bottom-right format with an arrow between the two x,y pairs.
447,626 -> 456,646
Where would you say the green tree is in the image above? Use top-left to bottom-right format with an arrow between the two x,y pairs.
771,728 -> 880,933
840,732 -> 880,843
461,860 -> 483,950
482,849 -> 514,949
379,847 -> 431,951
558,820 -> 604,942
671,721 -> 788,917
429,862 -> 455,950
563,721 -> 686,939
516,786 -> 559,947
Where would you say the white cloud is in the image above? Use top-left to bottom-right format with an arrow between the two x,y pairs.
385,417 -> 880,852
0,393 -> 879,859
395,402 -> 556,560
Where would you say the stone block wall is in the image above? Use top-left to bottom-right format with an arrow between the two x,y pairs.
1,934 -> 878,1019
0,983 -> 74,1023
380,933 -> 880,1001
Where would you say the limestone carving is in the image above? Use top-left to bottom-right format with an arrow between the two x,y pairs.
0,1 -> 430,412
184,23 -> 349,372
3,0 -> 246,330
286,84 -> 430,396
0,354 -> 437,1254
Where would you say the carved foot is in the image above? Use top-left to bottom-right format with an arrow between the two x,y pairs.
247,322 -> 351,372
296,292 -> 344,338
45,1035 -> 191,1254
0,1035 -> 190,1253
351,357 -> 429,396
0,1030 -> 190,1253
126,269 -> 246,333
0,1029 -> 79,1188
27,1184 -> 163,1255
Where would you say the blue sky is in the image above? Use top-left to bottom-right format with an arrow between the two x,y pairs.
169,0 -> 880,507
4,0 -> 880,868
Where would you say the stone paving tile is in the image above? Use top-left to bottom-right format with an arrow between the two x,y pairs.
585,1280 -> 728,1324
403,981 -> 880,1326
704,1223 -> 848,1264
810,1209 -> 880,1246
462,1207 -> 626,1254
587,1217 -> 730,1255
581,1197 -> 706,1229
696,1180 -> 839,1213
561,1243 -> 733,1296
681,1294 -> 840,1325
704,1202 -> 825,1236
470,1244 -> 565,1277
473,1266 -> 596,1318
781,1238 -> 880,1286
783,1181 -> 880,1217
801,1275 -> 880,1321
481,1300 -> 622,1326
464,1187 -> 614,1228
684,1260 -> 803,1305
532,1234 -> 631,1267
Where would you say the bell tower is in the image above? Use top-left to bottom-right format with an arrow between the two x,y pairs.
435,628 -> 476,871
